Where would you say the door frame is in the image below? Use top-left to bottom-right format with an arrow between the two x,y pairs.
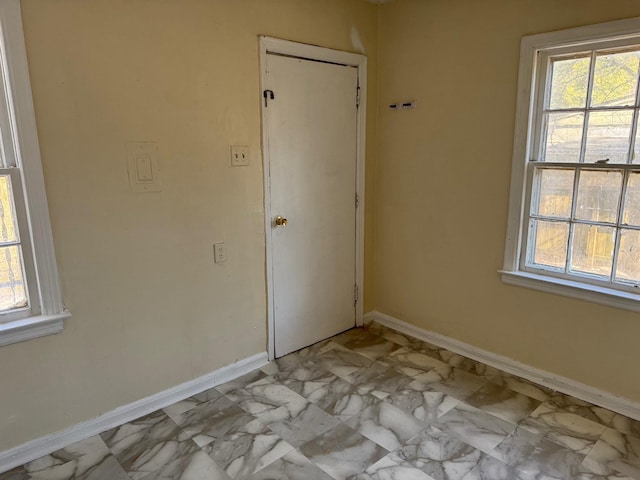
259,36 -> 367,361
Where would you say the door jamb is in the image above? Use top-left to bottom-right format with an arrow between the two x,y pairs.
259,36 -> 367,361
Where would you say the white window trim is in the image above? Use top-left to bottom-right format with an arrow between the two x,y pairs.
0,0 -> 69,346
502,16 -> 640,313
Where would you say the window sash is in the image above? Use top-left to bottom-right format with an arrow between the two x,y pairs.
0,167 -> 38,321
501,17 -> 640,311
519,162 -> 640,294
534,47 -> 640,165
522,163 -> 640,293
0,53 -> 16,169
522,41 -> 640,293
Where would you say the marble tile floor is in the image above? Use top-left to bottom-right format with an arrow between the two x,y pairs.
3,321 -> 640,480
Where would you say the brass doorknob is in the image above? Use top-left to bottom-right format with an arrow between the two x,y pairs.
275,216 -> 288,226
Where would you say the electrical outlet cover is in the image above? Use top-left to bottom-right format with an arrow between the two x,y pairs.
213,242 -> 227,263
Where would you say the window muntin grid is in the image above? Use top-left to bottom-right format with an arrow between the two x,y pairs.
0,40 -> 33,316
524,44 -> 640,290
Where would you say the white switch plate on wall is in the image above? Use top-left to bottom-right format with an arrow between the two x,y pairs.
230,145 -> 249,166
127,142 -> 161,192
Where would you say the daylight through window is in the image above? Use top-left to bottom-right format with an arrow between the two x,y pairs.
503,20 -> 640,309
525,43 -> 640,291
0,44 -> 33,317
0,0 -> 68,346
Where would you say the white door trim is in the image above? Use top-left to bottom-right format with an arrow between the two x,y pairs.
259,37 -> 367,361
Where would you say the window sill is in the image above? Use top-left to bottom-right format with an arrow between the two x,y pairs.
0,311 -> 71,347
500,270 -> 640,313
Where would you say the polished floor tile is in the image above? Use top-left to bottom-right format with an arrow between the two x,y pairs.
488,372 -> 554,402
385,385 -> 460,423
299,424 -> 388,480
254,400 -> 341,448
248,450 -> 334,480
465,383 -> 542,424
307,377 -> 381,421
201,415 -> 293,479
0,468 -> 29,480
373,425 -> 484,479
433,401 -> 517,454
5,322 -> 640,480
344,401 -> 427,451
523,402 -> 607,454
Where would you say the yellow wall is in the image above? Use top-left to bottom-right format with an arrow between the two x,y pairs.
5,0 -> 640,453
0,0 -> 378,450
375,0 -> 640,402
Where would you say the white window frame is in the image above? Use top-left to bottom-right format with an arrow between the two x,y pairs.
0,0 -> 69,346
502,16 -> 640,313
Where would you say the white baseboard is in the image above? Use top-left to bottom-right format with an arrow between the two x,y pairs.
365,310 -> 640,422
0,351 -> 269,474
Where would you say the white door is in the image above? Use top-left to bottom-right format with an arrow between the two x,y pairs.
264,53 -> 359,357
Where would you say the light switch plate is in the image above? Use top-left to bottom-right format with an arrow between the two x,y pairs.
230,145 -> 249,166
127,142 -> 161,192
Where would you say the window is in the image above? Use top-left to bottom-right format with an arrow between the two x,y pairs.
503,17 -> 640,312
0,0 -> 69,346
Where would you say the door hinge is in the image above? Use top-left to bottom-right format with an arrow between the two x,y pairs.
354,284 -> 359,305
355,192 -> 359,209
356,86 -> 360,108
